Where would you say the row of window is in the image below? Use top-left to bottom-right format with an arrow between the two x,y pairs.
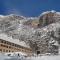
0,44 -> 8,48
0,48 -> 30,53
0,44 -> 31,53
0,39 -> 24,49
0,49 -> 12,52
1,45 -> 20,51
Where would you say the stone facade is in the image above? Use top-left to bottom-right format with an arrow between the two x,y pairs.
0,39 -> 32,55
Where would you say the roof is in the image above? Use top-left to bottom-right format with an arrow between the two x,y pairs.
0,33 -> 30,48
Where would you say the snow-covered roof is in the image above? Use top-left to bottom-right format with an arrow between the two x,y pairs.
0,33 -> 30,48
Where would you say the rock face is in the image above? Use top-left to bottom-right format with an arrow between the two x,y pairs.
38,11 -> 60,27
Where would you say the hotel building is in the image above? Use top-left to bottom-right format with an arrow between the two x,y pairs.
0,33 -> 32,55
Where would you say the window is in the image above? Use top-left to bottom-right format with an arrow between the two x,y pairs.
0,40 -> 6,44
8,42 -> 11,45
1,40 -> 3,43
0,40 -> 2,43
6,42 -> 8,44
12,51 -> 14,52
15,44 -> 17,47
4,41 -> 6,44
1,44 -> 8,48
6,50 -> 8,52
9,46 -> 11,48
11,43 -> 14,46
16,45 -> 18,47
6,42 -> 11,45
17,45 -> 19,47
3,49 -> 5,52
0,49 -> 2,51
9,50 -> 10,52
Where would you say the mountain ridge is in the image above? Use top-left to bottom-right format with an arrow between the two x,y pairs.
0,10 -> 60,54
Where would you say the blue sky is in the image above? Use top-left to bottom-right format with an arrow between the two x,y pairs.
0,0 -> 60,17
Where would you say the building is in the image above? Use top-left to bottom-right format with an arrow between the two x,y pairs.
0,33 -> 32,56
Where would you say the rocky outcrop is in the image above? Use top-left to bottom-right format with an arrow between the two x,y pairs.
38,11 -> 60,27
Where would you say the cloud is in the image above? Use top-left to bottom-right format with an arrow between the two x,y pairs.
7,8 -> 22,15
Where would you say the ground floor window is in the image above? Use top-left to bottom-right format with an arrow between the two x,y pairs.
0,49 -> 2,52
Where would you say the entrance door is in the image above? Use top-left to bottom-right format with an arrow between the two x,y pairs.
37,51 -> 40,55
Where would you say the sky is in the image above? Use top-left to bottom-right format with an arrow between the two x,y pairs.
0,0 -> 60,17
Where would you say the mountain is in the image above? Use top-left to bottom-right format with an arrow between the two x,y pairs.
0,10 -> 60,54
23,10 -> 60,28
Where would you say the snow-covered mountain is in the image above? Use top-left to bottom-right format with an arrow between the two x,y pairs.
0,10 -> 60,54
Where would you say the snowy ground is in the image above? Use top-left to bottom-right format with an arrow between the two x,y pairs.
26,55 -> 60,60
0,54 -> 60,60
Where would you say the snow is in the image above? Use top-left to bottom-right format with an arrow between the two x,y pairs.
53,41 -> 59,46
39,10 -> 60,20
0,53 -> 60,60
40,11 -> 50,16
0,33 -> 30,48
51,10 -> 56,13
4,52 -> 27,56
26,55 -> 60,60
40,10 -> 55,16
56,12 -> 60,15
40,10 -> 58,17
0,53 -> 24,60
14,52 -> 27,56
